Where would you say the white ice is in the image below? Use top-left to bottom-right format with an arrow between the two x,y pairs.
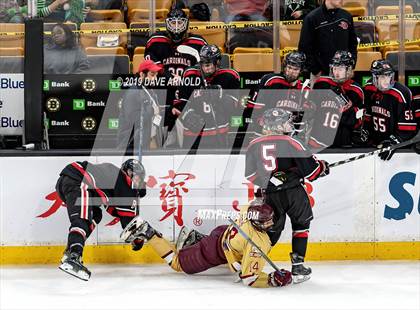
1,261 -> 419,310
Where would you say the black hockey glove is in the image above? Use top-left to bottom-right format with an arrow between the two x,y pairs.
268,269 -> 292,287
352,128 -> 369,146
181,108 -> 205,133
378,135 -> 401,161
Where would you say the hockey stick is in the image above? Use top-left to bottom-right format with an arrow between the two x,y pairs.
329,132 -> 420,168
177,45 -> 200,63
228,218 -> 281,273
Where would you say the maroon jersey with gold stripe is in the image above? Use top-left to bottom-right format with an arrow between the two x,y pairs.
364,81 -> 417,145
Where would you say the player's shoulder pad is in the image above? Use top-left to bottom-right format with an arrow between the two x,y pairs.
313,76 -> 336,88
248,134 -> 306,151
183,66 -> 202,77
214,68 -> 241,81
389,82 -> 412,104
345,80 -> 364,99
146,33 -> 171,46
262,74 -> 289,87
183,34 -> 207,46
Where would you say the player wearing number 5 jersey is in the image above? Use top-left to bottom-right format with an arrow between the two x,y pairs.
245,108 -> 329,283
364,59 -> 417,161
120,200 -> 293,288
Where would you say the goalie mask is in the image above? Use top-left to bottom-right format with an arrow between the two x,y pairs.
329,51 -> 355,84
261,108 -> 294,135
166,9 -> 189,43
121,159 -> 145,189
370,59 -> 395,91
248,199 -> 274,232
283,51 -> 306,83
199,44 -> 222,77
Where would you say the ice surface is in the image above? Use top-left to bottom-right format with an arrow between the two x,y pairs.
1,261 -> 419,310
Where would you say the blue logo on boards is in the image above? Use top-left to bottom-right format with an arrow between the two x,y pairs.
384,172 -> 419,220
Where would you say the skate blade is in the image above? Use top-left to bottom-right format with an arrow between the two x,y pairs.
59,263 -> 90,281
292,274 -> 311,284
120,216 -> 145,241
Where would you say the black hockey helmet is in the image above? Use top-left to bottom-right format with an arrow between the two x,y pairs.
261,108 -> 294,135
370,59 -> 395,91
121,159 -> 145,187
248,199 -> 274,232
283,51 -> 306,83
329,50 -> 355,83
166,8 -> 189,43
199,44 -> 221,76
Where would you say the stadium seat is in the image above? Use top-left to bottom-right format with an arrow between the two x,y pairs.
134,46 -> 146,54
85,46 -> 125,55
0,47 -> 24,56
375,5 -> 413,16
232,47 -> 273,53
85,55 -> 130,74
0,56 -> 24,73
373,0 -> 418,13
233,53 -> 274,72
0,23 -> 24,48
127,0 -> 172,11
226,22 -> 273,53
80,22 -> 128,49
354,51 -> 382,71
129,9 -> 169,23
279,24 -> 301,50
345,6 -> 367,16
189,22 -> 226,51
132,54 -> 145,73
377,20 -> 420,54
88,10 -> 124,22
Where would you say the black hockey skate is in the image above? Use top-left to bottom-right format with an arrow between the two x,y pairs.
59,252 -> 91,281
290,252 -> 312,284
175,226 -> 207,250
120,216 -> 160,243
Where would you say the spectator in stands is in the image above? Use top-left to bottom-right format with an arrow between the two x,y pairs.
298,0 -> 358,80
36,0 -> 97,23
44,23 -> 89,74
0,0 -> 27,23
224,0 -> 269,22
263,0 -> 317,21
117,60 -> 164,151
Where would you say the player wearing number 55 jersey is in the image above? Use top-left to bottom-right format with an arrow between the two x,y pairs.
245,108 -> 329,283
364,59 -> 417,161
120,201 -> 292,288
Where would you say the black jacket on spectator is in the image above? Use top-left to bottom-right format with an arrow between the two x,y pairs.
298,3 -> 358,75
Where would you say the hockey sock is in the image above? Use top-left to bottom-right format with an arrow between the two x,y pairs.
292,230 -> 309,257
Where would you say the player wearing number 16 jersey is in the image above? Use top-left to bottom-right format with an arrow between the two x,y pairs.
245,108 -> 329,283
364,59 -> 417,160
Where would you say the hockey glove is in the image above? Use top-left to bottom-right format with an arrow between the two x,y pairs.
268,269 -> 292,287
319,160 -> 330,177
181,108 -> 205,133
131,238 -> 144,251
378,135 -> 401,161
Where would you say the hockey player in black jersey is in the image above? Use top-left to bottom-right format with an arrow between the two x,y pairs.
309,51 -> 364,149
56,159 -> 146,281
174,44 -> 241,149
144,8 -> 207,141
245,51 -> 312,139
245,108 -> 330,283
364,59 -> 417,160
